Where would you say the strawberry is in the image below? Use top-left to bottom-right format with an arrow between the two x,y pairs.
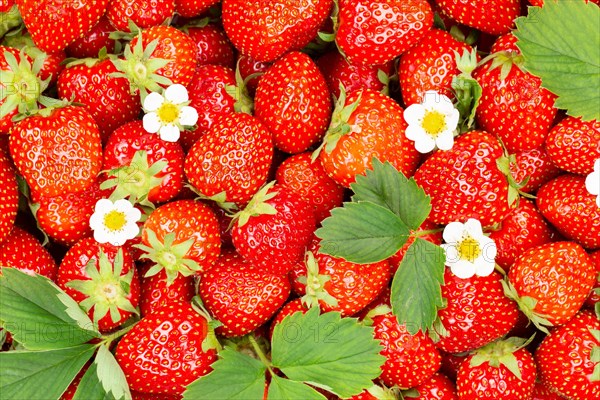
236,54 -> 271,96
175,0 -> 219,18
387,219 -> 442,276
336,0 -> 433,66
399,28 -> 472,106
231,183 -> 316,275
9,105 -> 103,198
436,269 -> 519,353
534,310 -> 600,399
185,23 -> 235,68
268,298 -> 308,338
221,0 -> 332,62
456,338 -> 537,400
506,241 -> 597,328
138,262 -> 195,317
255,51 -> 332,154
584,250 -> 600,310
57,237 -> 140,332
545,116 -> 600,175
184,112 -> 274,205
137,199 -> 221,284
474,33 -> 558,153
318,88 -> 421,188
198,249 -> 291,337
102,120 -> 185,205
66,16 -> 117,59
531,382 -> 568,400
115,300 -> 218,395
0,226 -> 57,280
106,0 -> 175,32
507,146 -> 562,194
411,373 -> 458,399
0,150 -> 17,244
536,174 -> 600,249
15,0 -> 109,53
414,130 -> 513,228
434,0 -> 520,35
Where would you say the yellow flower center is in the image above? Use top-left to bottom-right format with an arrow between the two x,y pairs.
103,210 -> 127,232
157,102 -> 180,123
458,235 -> 481,263
421,110 -> 446,137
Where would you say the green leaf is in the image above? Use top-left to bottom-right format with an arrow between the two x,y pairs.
183,348 -> 266,400
315,202 -> 410,264
271,307 -> 385,398
391,238 -> 446,335
514,0 -> 600,121
72,362 -> 114,400
267,376 -> 326,400
351,159 -> 431,231
0,268 -> 100,350
0,344 -> 96,400
94,345 -> 132,400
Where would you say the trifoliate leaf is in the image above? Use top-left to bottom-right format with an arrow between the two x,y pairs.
72,362 -> 116,400
391,238 -> 446,335
514,0 -> 600,121
267,376 -> 326,400
0,268 -> 100,350
93,345 -> 132,400
0,344 -> 96,400
271,307 -> 385,398
315,202 -> 410,264
351,159 -> 431,231
183,348 -> 266,400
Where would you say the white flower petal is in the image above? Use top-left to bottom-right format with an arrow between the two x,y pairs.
463,218 -> 484,237
414,134 -> 436,154
93,228 -> 110,244
159,124 -> 181,142
94,198 -> 113,212
113,199 -> 133,212
143,112 -> 162,134
449,260 -> 476,280
405,124 -> 425,141
179,106 -> 198,126
474,258 -> 496,277
443,221 -> 466,243
441,243 -> 459,264
480,238 -> 497,263
595,159 -> 600,173
143,92 -> 165,112
446,108 -> 460,130
164,84 -> 189,104
123,224 -> 140,241
403,104 -> 425,125
586,170 -> 600,196
436,131 -> 455,151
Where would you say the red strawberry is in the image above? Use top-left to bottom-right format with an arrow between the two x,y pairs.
535,310 -> 600,399
536,174 -> 600,249
115,300 -> 218,395
457,338 -> 537,400
175,0 -> 219,18
221,0 -> 332,62
347,383 -> 399,400
57,237 -> 140,332
336,0 -> 433,66
236,54 -> 271,96
0,226 -> 57,280
255,51 -> 332,154
411,373 -> 458,399
185,23 -> 235,68
9,105 -> 103,198
138,262 -> 195,317
531,382 -> 567,400
584,250 -> 600,310
198,249 -> 291,337
184,112 -> 274,205
106,0 -> 174,32
66,16 -> 117,59
545,116 -> 600,175
434,0 -> 520,35
231,183 -> 316,275
507,146 -> 562,194
506,241 -> 596,328
318,88 -> 421,188
15,0 -> 109,53
414,130 -> 513,227
0,150 -> 18,244
436,269 -> 519,353
387,219 -> 442,275
268,298 -> 308,338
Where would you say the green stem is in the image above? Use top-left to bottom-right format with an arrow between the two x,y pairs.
411,228 -> 444,237
249,334 -> 275,377
101,322 -> 136,345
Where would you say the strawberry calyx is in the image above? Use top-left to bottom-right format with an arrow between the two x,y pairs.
495,139 -> 536,206
225,60 -> 256,115
65,248 -> 138,327
230,181 -> 278,228
62,46 -> 114,68
477,50 -> 523,82
590,328 -> 600,382
0,5 -> 22,38
365,384 -> 400,400
361,304 -> 393,327
451,48 -> 482,133
297,251 -> 339,309
191,296 -> 223,352
185,185 -> 238,214
468,336 -> 533,381
501,279 -> 552,334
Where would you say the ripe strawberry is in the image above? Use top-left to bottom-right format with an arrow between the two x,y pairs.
489,198 -> 554,270
255,51 -> 332,154
184,113 -> 273,205
221,0 -> 332,62
137,262 -> 195,317
175,0 -> 219,18
434,0 -> 520,35
106,0 -> 174,31
237,54 -> 271,96
102,120 -> 185,205
336,0 -> 433,66
507,146 -> 562,194
474,33 -> 557,153
531,382 -> 567,400
536,174 -> 600,249
268,298 -> 308,338
115,300 -> 218,395
15,0 -> 109,53
0,150 -> 17,244
584,250 -> 600,310
535,310 -> 600,399
57,237 -> 140,332
9,105 -> 103,198
137,199 -> 221,284
387,219 -> 442,275
457,338 -> 537,400
318,88 -> 420,188
66,16 -> 117,59
184,23 -> 235,68
411,373 -> 458,399
399,28 -> 473,106
414,130 -> 513,227
0,226 -> 57,280
529,0 -> 599,5
436,269 -> 519,353
506,241 -> 596,328
198,249 -> 291,337
545,116 -> 600,175
347,383 -> 398,400
231,183 -> 316,275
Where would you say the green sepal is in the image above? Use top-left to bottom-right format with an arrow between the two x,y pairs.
0,5 -> 23,38
452,48 -> 482,133
231,181 -> 278,228
299,251 -> 339,309
185,184 -> 238,213
225,60 -> 255,114
501,279 -> 552,334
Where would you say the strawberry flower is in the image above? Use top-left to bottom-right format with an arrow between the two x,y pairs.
441,218 -> 497,279
585,159 -> 600,207
89,199 -> 142,246
403,90 -> 459,153
142,84 -> 198,142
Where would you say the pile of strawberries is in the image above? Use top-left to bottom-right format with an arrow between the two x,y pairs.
0,0 -> 599,399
